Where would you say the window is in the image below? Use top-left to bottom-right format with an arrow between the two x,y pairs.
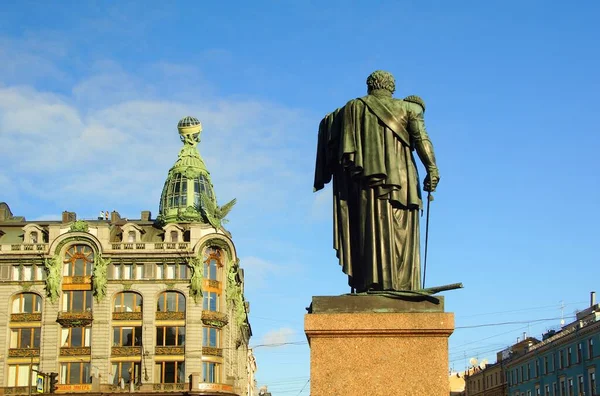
553,382 -> 558,396
568,347 -> 572,366
203,291 -> 220,311
559,350 -> 564,369
111,362 -> 140,385
170,231 -> 178,243
113,327 -> 142,346
128,231 -> 136,243
589,338 -> 594,360
157,292 -> 186,312
155,361 -> 185,384
30,232 -> 38,244
8,364 -> 38,386
203,327 -> 220,347
528,363 -> 531,380
12,293 -> 42,313
60,362 -> 91,384
203,247 -> 222,281
10,328 -> 41,349
535,360 -> 539,377
63,245 -> 94,276
156,327 -> 185,346
12,265 -> 45,281
589,370 -> 596,396
156,263 -> 187,280
568,378 -> 573,396
113,263 -> 143,280
163,174 -> 187,209
544,356 -> 549,374
114,292 -> 142,313
61,327 -> 91,348
577,343 -> 583,363
560,379 -> 566,396
203,362 -> 220,383
545,385 -> 550,395
62,290 -> 93,312
578,376 -> 584,396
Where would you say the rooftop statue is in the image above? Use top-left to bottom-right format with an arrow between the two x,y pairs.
315,70 -> 454,294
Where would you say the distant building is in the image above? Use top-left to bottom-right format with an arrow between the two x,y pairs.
0,116 -> 256,395
463,294 -> 600,396
505,294 -> 599,396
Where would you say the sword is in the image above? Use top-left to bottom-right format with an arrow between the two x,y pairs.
422,191 -> 433,289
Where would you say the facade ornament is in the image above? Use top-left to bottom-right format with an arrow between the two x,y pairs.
44,255 -> 62,303
69,220 -> 89,233
199,192 -> 236,230
187,255 -> 204,304
92,253 -> 110,303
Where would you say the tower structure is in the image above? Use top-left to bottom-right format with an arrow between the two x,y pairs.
0,117 -> 256,395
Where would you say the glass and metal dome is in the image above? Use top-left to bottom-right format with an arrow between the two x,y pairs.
158,116 -> 215,223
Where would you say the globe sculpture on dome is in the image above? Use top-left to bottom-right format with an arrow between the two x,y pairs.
157,116 -> 236,227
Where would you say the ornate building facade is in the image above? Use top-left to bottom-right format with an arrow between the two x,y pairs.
0,117 -> 256,395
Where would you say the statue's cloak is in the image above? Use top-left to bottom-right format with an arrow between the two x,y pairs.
314,95 -> 423,291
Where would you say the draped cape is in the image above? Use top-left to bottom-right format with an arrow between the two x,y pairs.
314,95 -> 424,291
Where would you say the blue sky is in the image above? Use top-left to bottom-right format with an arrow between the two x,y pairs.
1,1 -> 599,393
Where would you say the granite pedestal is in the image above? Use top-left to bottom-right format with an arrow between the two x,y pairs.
305,295 -> 454,396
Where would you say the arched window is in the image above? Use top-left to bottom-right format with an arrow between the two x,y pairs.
170,231 -> 178,243
157,291 -> 186,312
30,231 -> 38,244
12,293 -> 42,314
127,231 -> 136,243
203,247 -> 223,281
10,293 -> 42,349
114,292 -> 143,313
63,245 -> 94,277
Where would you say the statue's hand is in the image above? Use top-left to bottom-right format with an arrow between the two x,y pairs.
424,169 -> 440,192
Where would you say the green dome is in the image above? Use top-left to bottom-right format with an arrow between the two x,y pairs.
158,117 -> 215,223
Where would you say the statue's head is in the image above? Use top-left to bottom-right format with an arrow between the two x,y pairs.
366,70 -> 396,94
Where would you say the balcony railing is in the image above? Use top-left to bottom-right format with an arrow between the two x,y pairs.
62,275 -> 92,284
155,346 -> 184,355
152,383 -> 187,392
8,348 -> 40,357
2,386 -> 36,395
201,311 -> 228,328
110,242 -> 190,251
156,311 -> 185,321
0,243 -> 48,254
57,311 -> 93,327
202,347 -> 223,357
111,346 -> 142,356
112,311 -> 143,321
60,346 -> 91,356
11,313 -> 42,322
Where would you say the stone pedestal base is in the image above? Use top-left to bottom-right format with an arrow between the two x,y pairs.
305,296 -> 454,396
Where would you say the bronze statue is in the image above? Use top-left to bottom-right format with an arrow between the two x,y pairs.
314,70 -> 440,292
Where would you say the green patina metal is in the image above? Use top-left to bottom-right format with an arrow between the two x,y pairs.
69,220 -> 89,233
44,255 -> 62,303
158,116 -> 214,224
198,192 -> 236,230
187,255 -> 204,304
157,116 -> 236,227
92,254 -> 110,303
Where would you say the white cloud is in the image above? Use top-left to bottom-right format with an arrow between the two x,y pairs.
240,256 -> 284,289
261,327 -> 296,346
0,45 -> 312,221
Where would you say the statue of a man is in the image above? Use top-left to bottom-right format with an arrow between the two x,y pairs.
314,70 -> 440,292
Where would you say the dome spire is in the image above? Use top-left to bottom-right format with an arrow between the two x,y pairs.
157,116 -> 215,224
